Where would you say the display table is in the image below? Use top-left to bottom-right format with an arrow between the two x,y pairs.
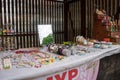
0,45 -> 120,80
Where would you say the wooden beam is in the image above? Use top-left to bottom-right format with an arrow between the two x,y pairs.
46,0 -> 64,3
81,0 -> 86,37
0,0 -> 2,26
64,0 -> 68,41
67,0 -> 80,3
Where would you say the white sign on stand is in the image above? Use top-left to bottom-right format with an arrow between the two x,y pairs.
37,24 -> 54,45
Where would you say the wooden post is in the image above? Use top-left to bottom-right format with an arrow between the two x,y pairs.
64,0 -> 68,41
0,0 -> 2,26
81,0 -> 86,37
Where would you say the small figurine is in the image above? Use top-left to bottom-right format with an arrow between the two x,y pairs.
48,44 -> 58,53
76,35 -> 87,45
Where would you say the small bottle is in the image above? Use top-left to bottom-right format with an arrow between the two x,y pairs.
114,22 -> 118,31
111,16 -> 116,32
110,21 -> 113,32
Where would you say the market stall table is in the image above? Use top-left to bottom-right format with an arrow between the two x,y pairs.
0,45 -> 120,80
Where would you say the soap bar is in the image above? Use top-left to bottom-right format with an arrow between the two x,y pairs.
3,58 -> 12,70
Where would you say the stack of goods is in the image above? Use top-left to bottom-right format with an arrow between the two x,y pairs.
3,37 -> 15,50
47,41 -> 89,56
0,35 -> 114,70
0,25 -> 15,50
48,44 -> 72,56
0,48 -> 64,70
93,41 -> 112,49
48,35 -> 113,56
76,35 -> 112,49
96,9 -> 118,32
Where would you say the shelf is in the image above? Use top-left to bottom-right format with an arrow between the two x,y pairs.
0,33 -> 37,37
93,11 -> 120,44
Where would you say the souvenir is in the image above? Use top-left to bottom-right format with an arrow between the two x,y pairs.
48,44 -> 58,53
62,49 -> 71,56
94,42 -> 101,48
76,35 -> 88,45
3,57 -> 12,69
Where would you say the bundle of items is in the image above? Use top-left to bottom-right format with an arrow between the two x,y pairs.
0,48 -> 65,70
14,48 -> 64,68
48,36 -> 98,56
96,9 -> 118,32
0,35 -> 114,70
93,41 -> 112,49
76,35 -> 112,49
48,44 -> 72,56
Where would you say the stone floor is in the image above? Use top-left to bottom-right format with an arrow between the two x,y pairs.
97,53 -> 120,80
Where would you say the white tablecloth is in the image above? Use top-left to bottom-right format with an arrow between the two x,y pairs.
0,45 -> 120,80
